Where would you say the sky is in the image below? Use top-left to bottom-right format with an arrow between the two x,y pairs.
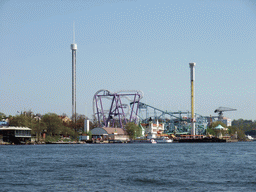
0,0 -> 256,121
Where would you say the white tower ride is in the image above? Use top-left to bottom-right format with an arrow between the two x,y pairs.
189,62 -> 196,136
71,24 -> 77,122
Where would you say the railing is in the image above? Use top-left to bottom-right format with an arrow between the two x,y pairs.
15,130 -> 31,137
179,135 -> 204,139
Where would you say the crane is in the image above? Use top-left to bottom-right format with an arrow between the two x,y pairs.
214,107 -> 237,120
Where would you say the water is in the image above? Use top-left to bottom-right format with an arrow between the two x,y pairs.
1,142 -> 256,192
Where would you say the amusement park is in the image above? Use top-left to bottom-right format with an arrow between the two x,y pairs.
66,27 -> 240,143
90,87 -> 237,143
87,63 -> 237,143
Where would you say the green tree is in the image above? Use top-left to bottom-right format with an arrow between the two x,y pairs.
60,126 -> 73,137
42,113 -> 64,136
228,126 -> 245,141
207,121 -> 227,137
0,112 -> 6,120
30,118 -> 46,142
206,127 -> 216,136
59,126 -> 78,141
9,114 -> 32,127
124,122 -> 142,139
232,119 -> 256,133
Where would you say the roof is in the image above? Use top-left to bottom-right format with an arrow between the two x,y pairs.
222,117 -> 231,120
91,127 -> 126,135
103,127 -> 126,134
214,124 -> 227,130
0,126 -> 31,131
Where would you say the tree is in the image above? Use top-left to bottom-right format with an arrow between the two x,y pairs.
124,122 -> 142,139
31,119 -> 46,142
232,119 -> 256,133
90,117 -> 99,130
228,126 -> 245,141
42,113 -> 64,136
245,130 -> 256,137
207,121 -> 227,137
69,113 -> 89,133
0,112 -> 6,120
206,127 -> 216,136
76,114 -> 86,133
60,126 -> 74,137
9,114 -> 32,127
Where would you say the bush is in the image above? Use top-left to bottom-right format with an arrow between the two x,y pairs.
45,135 -> 60,143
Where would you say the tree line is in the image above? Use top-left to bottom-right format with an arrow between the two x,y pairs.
0,111 -> 97,142
232,119 -> 256,137
1,111 -> 255,141
206,119 -> 256,140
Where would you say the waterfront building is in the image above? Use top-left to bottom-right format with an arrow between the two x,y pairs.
141,120 -> 165,139
0,127 -> 31,144
90,127 -> 129,142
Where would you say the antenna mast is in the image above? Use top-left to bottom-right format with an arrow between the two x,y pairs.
73,22 -> 75,43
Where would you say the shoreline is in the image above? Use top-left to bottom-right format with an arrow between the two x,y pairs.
1,140 -> 252,145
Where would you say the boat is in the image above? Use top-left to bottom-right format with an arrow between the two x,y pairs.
132,138 -> 157,144
246,135 -> 255,141
154,136 -> 173,143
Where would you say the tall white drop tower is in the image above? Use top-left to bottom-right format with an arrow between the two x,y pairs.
189,62 -> 196,136
71,25 -> 77,122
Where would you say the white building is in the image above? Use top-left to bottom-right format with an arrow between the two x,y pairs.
141,120 -> 165,139
221,117 -> 232,127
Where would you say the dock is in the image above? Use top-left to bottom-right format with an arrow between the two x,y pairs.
174,135 -> 238,143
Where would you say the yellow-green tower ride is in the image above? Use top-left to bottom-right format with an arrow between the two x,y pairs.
189,62 -> 196,136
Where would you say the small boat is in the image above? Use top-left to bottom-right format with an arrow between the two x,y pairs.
132,138 -> 157,144
154,137 -> 173,143
246,135 -> 255,141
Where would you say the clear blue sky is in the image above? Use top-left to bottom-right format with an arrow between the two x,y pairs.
1,0 -> 255,120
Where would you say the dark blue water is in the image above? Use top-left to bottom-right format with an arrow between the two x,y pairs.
1,142 -> 256,192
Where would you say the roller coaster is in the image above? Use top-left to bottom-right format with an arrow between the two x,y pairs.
93,90 -> 207,134
136,102 -> 208,135
93,89 -> 143,128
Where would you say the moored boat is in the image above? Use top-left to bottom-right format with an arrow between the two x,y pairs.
154,136 -> 173,143
132,138 -> 157,144
246,135 -> 255,141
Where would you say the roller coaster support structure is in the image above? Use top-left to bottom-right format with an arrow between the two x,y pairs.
93,90 -> 143,128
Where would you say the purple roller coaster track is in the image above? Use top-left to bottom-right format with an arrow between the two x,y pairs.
93,90 -> 143,128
